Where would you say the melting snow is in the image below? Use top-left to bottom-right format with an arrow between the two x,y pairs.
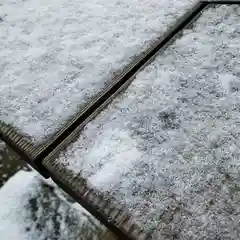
0,170 -> 108,240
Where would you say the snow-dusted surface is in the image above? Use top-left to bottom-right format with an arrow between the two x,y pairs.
0,0 -> 196,143
0,170 -> 108,240
57,5 -> 240,239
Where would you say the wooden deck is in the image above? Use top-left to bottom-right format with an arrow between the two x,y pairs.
1,1 -> 240,239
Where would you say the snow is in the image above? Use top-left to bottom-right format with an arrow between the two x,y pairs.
0,0 -> 196,143
56,5 -> 240,239
0,170 -> 108,240
0,171 -> 35,240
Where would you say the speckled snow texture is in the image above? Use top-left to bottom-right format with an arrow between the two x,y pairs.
57,5 -> 240,239
0,0 -> 196,143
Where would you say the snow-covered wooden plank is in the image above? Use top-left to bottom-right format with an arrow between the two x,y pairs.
44,4 -> 240,239
0,0 -> 197,144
